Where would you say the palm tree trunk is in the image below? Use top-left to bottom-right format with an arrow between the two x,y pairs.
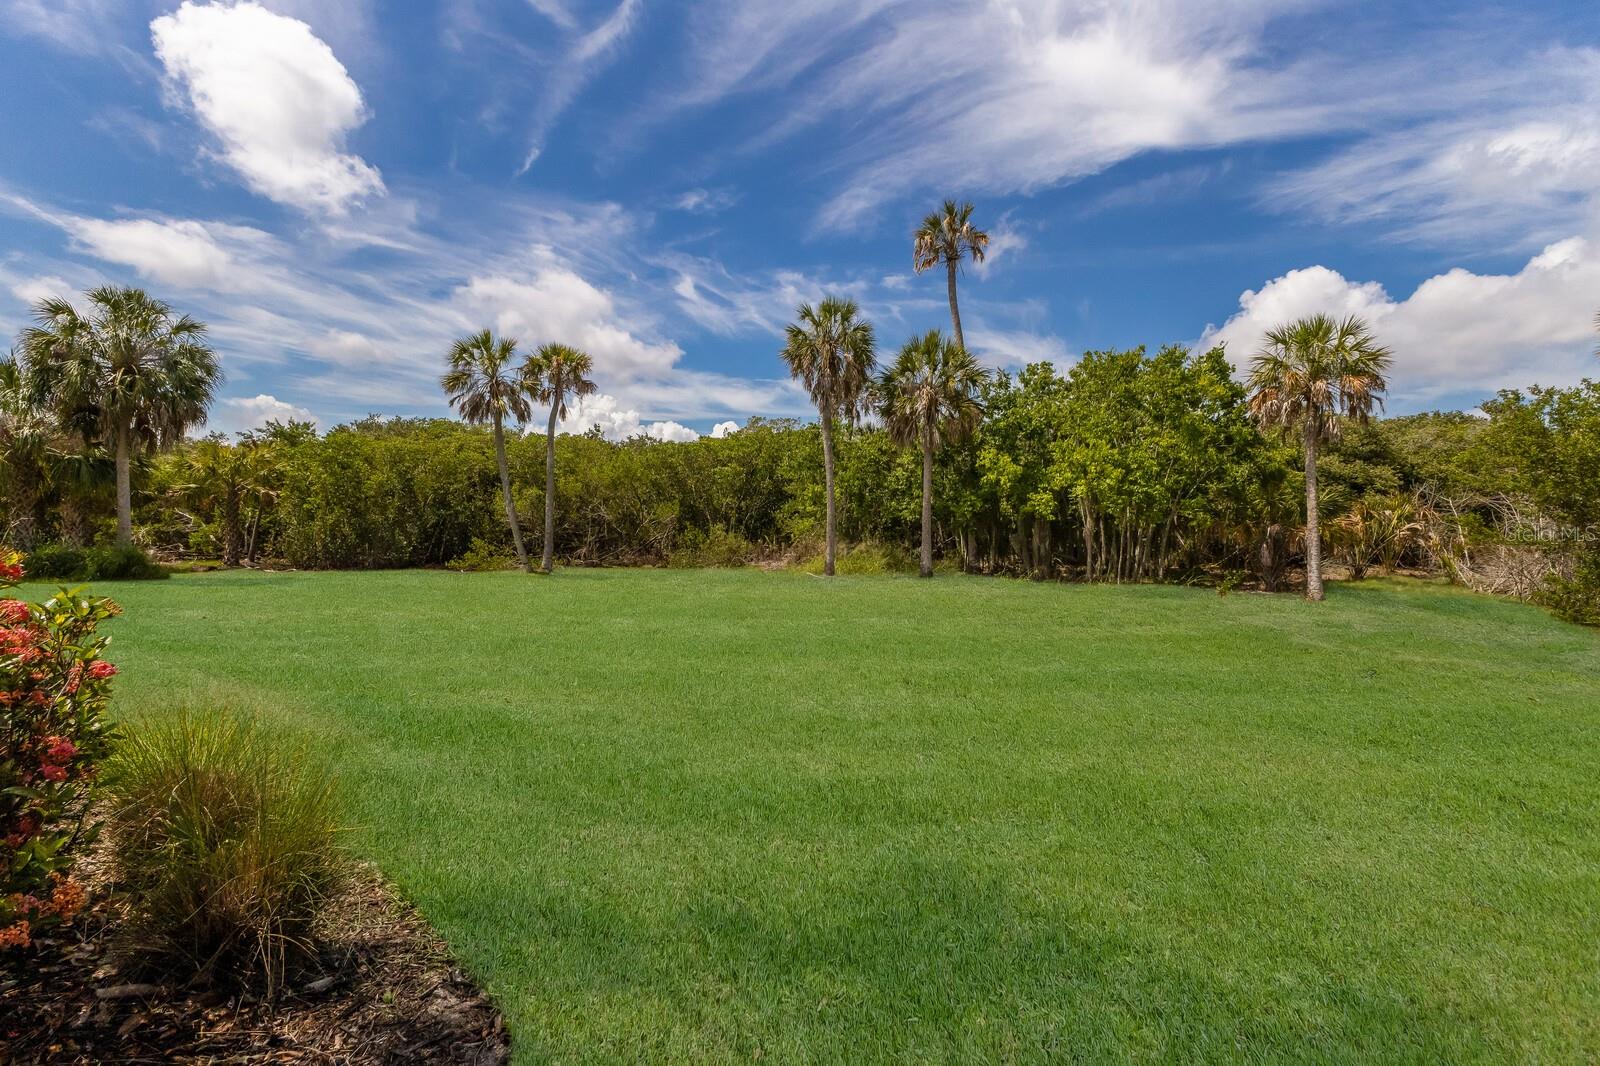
8,489 -> 38,551
1303,425 -> 1324,602
222,494 -> 242,567
114,423 -> 133,547
493,415 -> 530,573
542,404 -> 559,574
920,430 -> 934,578
945,258 -> 965,351
821,411 -> 837,576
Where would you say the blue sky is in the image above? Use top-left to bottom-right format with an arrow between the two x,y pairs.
2,1 -> 1597,439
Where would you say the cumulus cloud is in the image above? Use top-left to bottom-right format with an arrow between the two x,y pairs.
207,393 -> 318,435
151,1 -> 384,214
709,420 -> 740,438
1202,237 -> 1600,404
455,260 -> 681,380
557,393 -> 699,441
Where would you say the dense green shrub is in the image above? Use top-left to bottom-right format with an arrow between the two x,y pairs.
446,537 -> 515,572
10,542 -> 167,581
105,711 -> 344,994
83,544 -> 168,581
1542,554 -> 1600,627
20,542 -> 87,580
1,550 -> 122,950
667,525 -> 754,568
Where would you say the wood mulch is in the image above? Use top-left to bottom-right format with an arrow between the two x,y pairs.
0,861 -> 510,1064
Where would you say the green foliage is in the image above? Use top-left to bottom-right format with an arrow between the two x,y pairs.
667,525 -> 754,569
18,542 -> 87,580
1,550 -> 122,949
105,710 -> 344,995
446,537 -> 516,572
1541,554 -> 1600,626
797,541 -> 919,574
82,544 -> 168,581
3,541 -> 165,581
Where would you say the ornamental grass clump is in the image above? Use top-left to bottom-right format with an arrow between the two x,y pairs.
0,549 -> 121,951
106,711 -> 344,996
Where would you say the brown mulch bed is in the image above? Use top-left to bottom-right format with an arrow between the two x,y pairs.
0,863 -> 509,1064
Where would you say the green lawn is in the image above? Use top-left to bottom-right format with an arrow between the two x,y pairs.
44,569 -> 1600,1063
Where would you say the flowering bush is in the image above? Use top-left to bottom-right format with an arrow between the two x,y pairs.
1,549 -> 121,949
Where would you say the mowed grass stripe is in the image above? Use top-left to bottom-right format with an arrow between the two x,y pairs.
34,568 -> 1599,1063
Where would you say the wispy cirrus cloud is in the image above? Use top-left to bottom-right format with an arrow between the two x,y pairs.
1267,48 -> 1600,249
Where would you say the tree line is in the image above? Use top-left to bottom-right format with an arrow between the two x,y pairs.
1,204 -> 1596,624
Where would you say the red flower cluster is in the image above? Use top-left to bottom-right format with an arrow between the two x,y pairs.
0,562 -> 22,583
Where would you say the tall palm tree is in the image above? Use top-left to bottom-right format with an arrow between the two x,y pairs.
521,343 -> 596,574
20,287 -> 220,546
878,330 -> 986,577
443,329 -> 533,573
913,200 -> 988,352
781,298 -> 877,576
1247,314 -> 1391,602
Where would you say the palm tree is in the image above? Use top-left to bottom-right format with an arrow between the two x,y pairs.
443,329 -> 534,573
20,287 -> 220,546
1247,314 -> 1391,602
913,200 -> 988,352
781,298 -> 877,576
878,330 -> 986,577
180,435 -> 279,566
521,343 -> 596,574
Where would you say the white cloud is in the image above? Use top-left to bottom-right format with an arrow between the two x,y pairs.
207,393 -> 318,435
1202,237 -> 1600,403
67,217 -> 238,289
645,419 -> 699,442
556,393 -> 699,442
455,258 -> 681,380
151,1 -> 384,214
660,0 -> 1349,227
966,325 -> 1072,370
1270,49 -> 1600,247
515,0 -> 642,175
3,0 -> 123,54
970,214 -> 1027,277
8,275 -> 74,307
672,187 -> 737,214
709,420 -> 740,438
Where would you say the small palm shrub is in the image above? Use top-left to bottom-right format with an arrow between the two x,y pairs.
105,712 -> 344,995
0,550 -> 121,950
